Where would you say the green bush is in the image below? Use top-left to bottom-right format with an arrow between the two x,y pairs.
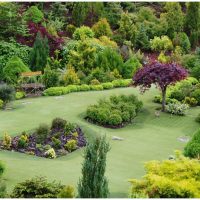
102,82 -> 114,89
10,176 -> 62,198
65,122 -> 76,134
15,91 -> 25,100
73,26 -> 94,40
86,94 -> 142,127
166,102 -> 189,116
51,118 -> 67,130
90,85 -> 103,91
0,84 -> 15,108
43,87 -> 64,96
23,6 -> 44,23
90,79 -> 100,85
78,84 -> 90,91
192,89 -> 200,105
2,132 -> 11,150
18,133 -> 28,149
45,148 -> 56,159
64,139 -> 77,152
57,185 -> 75,198
112,79 -> 132,87
0,100 -> 3,109
195,114 -> 200,123
184,129 -> 200,158
62,66 -> 80,86
43,65 -> 59,88
183,97 -> 198,107
52,137 -> 61,149
36,124 -> 50,143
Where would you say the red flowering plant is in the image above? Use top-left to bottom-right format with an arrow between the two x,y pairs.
17,22 -> 64,56
133,61 -> 188,111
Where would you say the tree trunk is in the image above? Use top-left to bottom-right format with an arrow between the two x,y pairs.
161,87 -> 166,112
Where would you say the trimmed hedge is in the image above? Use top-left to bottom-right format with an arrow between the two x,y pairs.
43,79 -> 132,96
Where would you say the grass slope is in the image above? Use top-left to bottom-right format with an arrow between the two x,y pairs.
0,87 -> 199,197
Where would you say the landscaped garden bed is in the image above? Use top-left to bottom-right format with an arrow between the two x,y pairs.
0,118 -> 86,158
85,94 -> 143,128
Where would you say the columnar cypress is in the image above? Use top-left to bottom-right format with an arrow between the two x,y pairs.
29,32 -> 49,71
78,136 -> 110,198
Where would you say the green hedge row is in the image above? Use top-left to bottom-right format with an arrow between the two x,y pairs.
43,79 -> 132,96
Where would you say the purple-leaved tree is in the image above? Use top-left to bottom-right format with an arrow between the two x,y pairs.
133,61 -> 188,112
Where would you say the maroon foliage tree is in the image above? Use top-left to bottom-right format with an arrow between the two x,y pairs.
133,61 -> 188,112
17,22 -> 64,56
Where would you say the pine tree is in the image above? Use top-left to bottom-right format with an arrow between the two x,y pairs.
185,2 -> 200,47
78,136 -> 110,198
29,32 -> 49,71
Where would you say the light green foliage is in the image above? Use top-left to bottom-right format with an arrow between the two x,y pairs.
129,152 -> 200,198
158,51 -> 170,63
90,79 -> 100,85
122,56 -> 141,78
0,99 -> 3,109
30,32 -> 49,71
64,139 -> 77,152
73,26 -> 94,40
162,2 -> 184,38
10,176 -> 63,197
15,91 -> 25,100
57,185 -> 75,198
184,129 -> 200,158
90,85 -> 103,91
92,18 -> 112,38
173,32 -> 191,54
3,132 -> 11,150
150,35 -> 173,52
118,12 -> 137,46
18,133 -> 28,149
0,40 -> 31,81
45,148 -> 56,159
43,65 -> 59,88
166,102 -> 189,116
62,66 -> 80,86
102,82 -> 114,90
23,6 -> 44,23
52,137 -> 61,149
3,56 -> 30,84
47,50 -> 62,70
78,136 -> 110,198
183,97 -> 198,107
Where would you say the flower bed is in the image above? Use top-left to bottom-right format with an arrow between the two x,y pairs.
0,118 -> 86,159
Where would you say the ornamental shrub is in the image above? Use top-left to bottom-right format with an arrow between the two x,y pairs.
166,102 -> 189,116
15,91 -> 25,100
108,114 -> 122,126
57,185 -> 75,198
73,26 -> 94,40
112,79 -> 131,87
51,118 -> 67,130
3,56 -> 30,84
92,18 -> 112,38
90,79 -> 100,85
184,129 -> 200,158
36,124 -> 50,143
90,85 -> 103,91
43,65 -> 59,88
191,89 -> 200,105
62,66 -> 80,86
45,148 -> 56,159
18,133 -> 28,149
0,100 -> 3,109
102,82 -> 114,90
183,97 -> 198,107
2,132 -> 11,150
64,139 -> 77,152
10,176 -> 62,198
65,122 -> 76,135
78,84 -> 90,91
129,152 -> 200,198
0,84 -> 15,108
52,137 -> 61,149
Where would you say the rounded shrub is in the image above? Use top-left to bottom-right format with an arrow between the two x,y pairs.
36,124 -> 50,143
73,26 -> 94,40
15,91 -> 25,100
108,114 -> 122,126
64,139 -> 77,152
90,85 -> 103,91
102,82 -> 114,89
192,89 -> 200,105
78,84 -> 90,91
0,99 -> 3,109
51,118 -> 67,130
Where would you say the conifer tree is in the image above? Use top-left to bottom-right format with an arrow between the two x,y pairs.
185,2 -> 200,47
78,136 -> 110,198
29,32 -> 49,71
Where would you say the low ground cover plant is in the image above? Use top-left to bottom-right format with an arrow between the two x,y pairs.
85,94 -> 143,128
0,117 -> 86,158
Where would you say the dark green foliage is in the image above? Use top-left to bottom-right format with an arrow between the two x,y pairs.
30,32 -> 49,71
0,161 -> 6,198
23,6 -> 44,23
0,84 -> 15,108
10,176 -> 63,198
36,124 -> 50,143
78,136 -> 110,198
184,129 -> 200,158
43,65 -> 59,88
65,122 -> 75,134
52,137 -> 61,149
122,56 -> 141,78
192,89 -> 200,105
51,117 -> 67,130
3,56 -> 30,84
185,2 -> 200,47
86,94 -> 142,127
95,47 -> 124,74
195,113 -> 200,123
136,24 -> 150,50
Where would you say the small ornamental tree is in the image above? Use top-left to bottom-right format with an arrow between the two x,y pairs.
78,136 -> 110,198
133,62 -> 188,111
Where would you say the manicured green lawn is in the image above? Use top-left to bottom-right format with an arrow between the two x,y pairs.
0,87 -> 199,197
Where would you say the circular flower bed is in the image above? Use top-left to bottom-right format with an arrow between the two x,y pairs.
0,118 -> 86,158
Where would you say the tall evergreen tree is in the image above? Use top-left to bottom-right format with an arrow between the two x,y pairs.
29,32 -> 49,71
185,2 -> 200,47
78,136 -> 110,198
